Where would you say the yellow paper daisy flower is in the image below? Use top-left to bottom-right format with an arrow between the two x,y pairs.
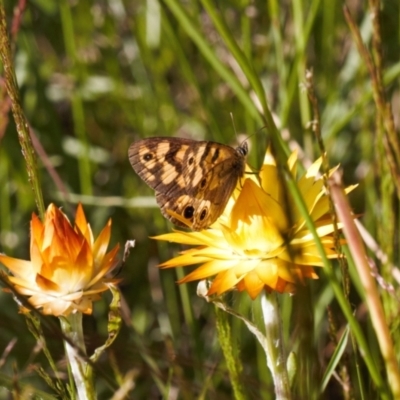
154,148 -> 355,299
0,203 -> 120,316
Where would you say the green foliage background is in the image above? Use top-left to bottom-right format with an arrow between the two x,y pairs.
0,0 -> 399,399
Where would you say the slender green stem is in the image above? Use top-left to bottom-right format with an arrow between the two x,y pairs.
0,0 -> 45,219
198,0 -> 288,164
175,267 -> 204,383
291,0 -> 312,157
280,0 -> 321,128
214,305 -> 247,400
60,313 -> 96,400
0,149 -> 11,252
200,0 -> 267,114
268,0 -> 287,109
209,293 -> 289,399
162,0 -> 262,125
260,293 -> 291,400
59,0 -> 92,196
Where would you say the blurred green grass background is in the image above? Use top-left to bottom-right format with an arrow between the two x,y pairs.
0,0 -> 399,398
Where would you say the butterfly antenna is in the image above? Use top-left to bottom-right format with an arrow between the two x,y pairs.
230,112 -> 239,142
246,125 -> 268,142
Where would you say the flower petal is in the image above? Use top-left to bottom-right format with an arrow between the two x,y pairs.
1,203 -> 119,316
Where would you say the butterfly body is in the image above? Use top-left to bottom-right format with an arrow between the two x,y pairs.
128,137 -> 247,230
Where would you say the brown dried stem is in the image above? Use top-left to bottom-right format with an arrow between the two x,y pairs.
329,172 -> 400,398
343,4 -> 400,198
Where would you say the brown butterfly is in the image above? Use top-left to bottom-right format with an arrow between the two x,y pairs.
128,137 -> 248,231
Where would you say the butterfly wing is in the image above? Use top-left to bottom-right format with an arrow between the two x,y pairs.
128,138 -> 246,230
128,138 -> 192,193
178,141 -> 245,229
129,138 -> 197,226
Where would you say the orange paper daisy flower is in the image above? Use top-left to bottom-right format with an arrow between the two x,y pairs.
0,204 -> 120,316
154,148 -> 356,299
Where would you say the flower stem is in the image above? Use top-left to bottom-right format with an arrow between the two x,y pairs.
260,292 -> 291,400
214,304 -> 247,400
60,313 -> 96,400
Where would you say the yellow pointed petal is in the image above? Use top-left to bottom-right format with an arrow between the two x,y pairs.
254,260 -> 279,287
240,271 -> 265,299
287,149 -> 298,172
0,255 -> 34,277
305,157 -> 322,178
75,203 -> 88,236
93,219 -> 111,264
153,229 -> 224,246
207,269 -> 241,296
179,259 -> 239,282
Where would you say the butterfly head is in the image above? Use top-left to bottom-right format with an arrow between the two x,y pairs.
236,141 -> 248,157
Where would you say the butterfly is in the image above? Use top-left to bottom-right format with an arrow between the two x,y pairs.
128,137 -> 248,231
